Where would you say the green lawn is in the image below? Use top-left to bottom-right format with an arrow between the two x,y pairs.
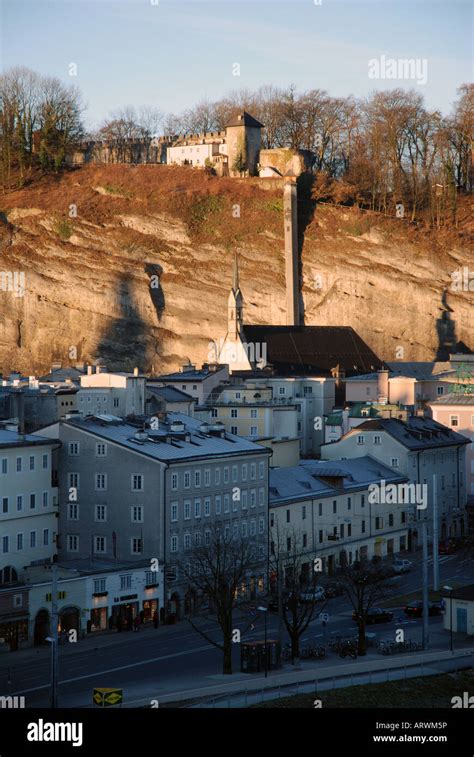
252,670 -> 474,708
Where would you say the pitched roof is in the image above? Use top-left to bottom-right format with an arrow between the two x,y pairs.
146,385 -> 193,402
242,325 -> 384,377
429,393 -> 474,406
386,361 -> 454,379
336,416 -> 470,450
225,111 -> 264,129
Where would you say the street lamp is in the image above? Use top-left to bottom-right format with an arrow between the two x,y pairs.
257,606 -> 268,678
45,636 -> 58,708
443,586 -> 454,653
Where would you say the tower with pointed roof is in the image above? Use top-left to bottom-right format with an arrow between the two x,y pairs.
225,111 -> 264,177
227,252 -> 244,339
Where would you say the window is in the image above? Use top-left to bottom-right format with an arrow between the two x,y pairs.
223,467 -> 229,484
250,426 -> 258,436
375,517 -> 383,530
215,495 -> 221,514
347,497 -> 351,510
214,468 -> 221,485
389,514 -> 394,526
347,524 -> 352,537
67,535 -> 79,552
95,505 -> 107,521
194,499 -> 201,518
361,494 -> 365,507
279,387 -> 286,395
184,471 -> 191,489
171,473 -> 178,490
42,454 -> 48,469
242,464 -> 248,481
231,409 -> 238,418
29,455 -> 35,471
319,530 -> 323,543
30,531 -> 36,548
204,530 -> 211,546
232,465 -> 238,483
2,536 -> 8,553
94,578 -> 106,593
16,457 -> 22,472
113,398 -> 119,408
241,490 -> 248,510
231,426 -> 238,435
95,443 -> 107,457
145,571 -> 158,586
259,487 -> 265,506
171,503 -> 178,522
204,498 -> 211,517
68,503 -> 79,520
340,524 -> 344,538
184,500 -> 191,520
120,575 -> 132,590
357,435 -> 365,445
318,502 -> 322,516
250,463 -> 256,480
68,472 -> 79,489
17,533 -> 23,551
250,489 -> 257,508
224,494 -> 230,513
68,442 -> 80,456
131,506 -> 143,523
210,408 -> 218,418
303,533 -> 307,548
250,409 -> 258,419
287,537 -> 291,551
241,521 -> 248,537
42,492 -> 48,507
131,538 -> 143,554
94,536 -> 106,553
450,415 -> 459,427
333,500 -> 337,514
390,458 -> 399,468
95,473 -> 107,490
204,469 -> 211,486
194,470 -> 201,488
303,386 -> 312,396
43,529 -> 49,546
302,505 -> 306,520
2,498 -> 7,513
286,509 -> 290,523
194,532 -> 202,546
374,435 -> 381,445
30,494 -> 36,510
184,533 -> 191,549
131,474 -> 143,491
436,386 -> 444,396
250,520 -> 256,536
1,459 -> 7,474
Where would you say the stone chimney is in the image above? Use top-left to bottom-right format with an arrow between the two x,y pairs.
283,174 -> 300,326
377,369 -> 390,403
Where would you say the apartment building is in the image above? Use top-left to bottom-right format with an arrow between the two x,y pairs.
37,412 -> 271,617
269,457 -> 410,575
77,367 -> 146,418
321,417 -> 469,545
151,363 -> 229,405
429,394 -> 474,497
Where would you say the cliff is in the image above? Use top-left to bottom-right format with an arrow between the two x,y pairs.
0,164 -> 472,375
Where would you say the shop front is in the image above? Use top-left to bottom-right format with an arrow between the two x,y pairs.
0,614 -> 29,652
142,599 -> 158,623
111,596 -> 139,631
90,607 -> 108,632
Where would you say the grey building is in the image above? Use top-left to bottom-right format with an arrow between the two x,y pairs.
37,413 -> 271,616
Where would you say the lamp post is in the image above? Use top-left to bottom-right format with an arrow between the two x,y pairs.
443,585 -> 454,653
257,606 -> 268,678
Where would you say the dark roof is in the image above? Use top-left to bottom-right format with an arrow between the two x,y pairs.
226,111 -> 264,129
146,385 -> 193,402
242,325 -> 384,377
340,417 -> 470,450
442,585 -> 474,601
39,367 -> 84,382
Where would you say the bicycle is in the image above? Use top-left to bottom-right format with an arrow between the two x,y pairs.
339,641 -> 357,659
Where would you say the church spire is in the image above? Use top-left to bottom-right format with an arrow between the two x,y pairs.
228,252 -> 244,338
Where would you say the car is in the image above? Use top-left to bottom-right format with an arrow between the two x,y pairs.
323,582 -> 344,598
392,559 -> 413,574
404,600 -> 443,618
352,607 -> 394,624
299,587 -> 326,603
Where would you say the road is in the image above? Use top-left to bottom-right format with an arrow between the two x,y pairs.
1,551 -> 471,707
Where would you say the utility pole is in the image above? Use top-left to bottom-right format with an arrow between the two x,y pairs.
422,521 -> 429,651
50,564 -> 59,708
432,474 -> 439,591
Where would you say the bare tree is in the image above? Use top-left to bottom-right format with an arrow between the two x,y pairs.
180,524 -> 263,675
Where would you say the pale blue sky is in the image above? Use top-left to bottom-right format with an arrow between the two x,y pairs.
1,0 -> 472,129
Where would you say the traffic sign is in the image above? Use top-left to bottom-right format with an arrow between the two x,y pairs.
319,612 -> 329,623
93,688 -> 123,707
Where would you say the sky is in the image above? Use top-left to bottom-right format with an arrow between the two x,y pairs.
1,0 -> 472,130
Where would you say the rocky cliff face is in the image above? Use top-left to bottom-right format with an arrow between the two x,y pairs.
0,165 -> 472,375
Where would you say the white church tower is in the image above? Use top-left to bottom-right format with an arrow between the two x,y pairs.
217,253 -> 253,371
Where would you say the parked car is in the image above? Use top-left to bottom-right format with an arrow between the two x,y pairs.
323,581 -> 344,598
438,539 -> 460,555
392,559 -> 413,574
299,587 -> 326,603
352,607 -> 394,624
404,600 -> 443,618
